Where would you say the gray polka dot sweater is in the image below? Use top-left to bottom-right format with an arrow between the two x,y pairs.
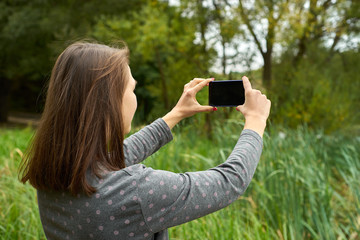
37,118 -> 263,239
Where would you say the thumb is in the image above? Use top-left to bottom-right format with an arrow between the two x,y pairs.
242,76 -> 252,93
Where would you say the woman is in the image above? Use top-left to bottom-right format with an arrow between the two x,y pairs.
19,42 -> 271,239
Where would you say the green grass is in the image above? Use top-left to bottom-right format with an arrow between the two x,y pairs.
0,127 -> 44,239
1,121 -> 359,239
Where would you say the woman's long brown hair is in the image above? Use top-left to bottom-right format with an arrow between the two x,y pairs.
19,42 -> 129,196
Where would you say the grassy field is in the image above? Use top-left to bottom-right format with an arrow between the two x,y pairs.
0,120 -> 359,239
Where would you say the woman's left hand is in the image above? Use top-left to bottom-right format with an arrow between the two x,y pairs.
173,78 -> 215,118
162,78 -> 215,129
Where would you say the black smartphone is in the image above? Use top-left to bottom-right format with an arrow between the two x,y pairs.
209,80 -> 245,107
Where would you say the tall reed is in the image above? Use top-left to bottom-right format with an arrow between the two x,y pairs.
0,120 -> 359,239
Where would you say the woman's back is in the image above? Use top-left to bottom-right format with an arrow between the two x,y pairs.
37,118 -> 172,239
38,169 -> 146,239
37,118 -> 263,240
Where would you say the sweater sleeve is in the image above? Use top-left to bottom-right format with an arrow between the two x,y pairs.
135,129 -> 263,234
123,118 -> 173,166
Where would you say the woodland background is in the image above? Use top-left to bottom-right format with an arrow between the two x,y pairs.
0,0 -> 359,133
0,0 -> 360,239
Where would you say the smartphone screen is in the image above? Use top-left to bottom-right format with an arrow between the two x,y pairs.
209,80 -> 245,107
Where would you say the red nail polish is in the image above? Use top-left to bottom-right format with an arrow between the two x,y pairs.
213,107 -> 217,111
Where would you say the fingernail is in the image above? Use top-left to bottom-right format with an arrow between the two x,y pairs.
206,83 -> 209,86
213,107 -> 217,111
236,107 -> 239,111
211,77 -> 215,80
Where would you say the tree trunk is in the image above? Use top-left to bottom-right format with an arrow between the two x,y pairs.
262,51 -> 272,90
0,77 -> 10,123
155,47 -> 169,110
221,40 -> 227,76
196,0 -> 213,139
212,0 -> 227,76
293,35 -> 307,67
293,0 -> 318,67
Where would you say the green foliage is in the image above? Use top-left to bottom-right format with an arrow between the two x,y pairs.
91,1 -> 216,122
0,0 -> 147,112
271,45 -> 360,133
1,0 -> 359,131
2,120 -> 359,239
0,2 -> 54,111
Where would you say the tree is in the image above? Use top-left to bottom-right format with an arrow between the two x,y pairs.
211,0 -> 241,76
0,0 -> 147,123
290,0 -> 359,66
270,0 -> 360,132
91,0 -> 216,122
0,1 -> 56,121
230,0 -> 289,89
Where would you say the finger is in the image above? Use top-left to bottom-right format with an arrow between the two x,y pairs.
190,78 -> 214,87
192,78 -> 214,84
196,105 -> 217,112
236,105 -> 243,112
192,78 -> 206,81
189,78 -> 206,87
206,77 -> 215,86
192,78 -> 214,93
184,83 -> 190,90
242,76 -> 252,93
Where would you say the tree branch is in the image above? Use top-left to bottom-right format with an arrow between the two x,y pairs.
238,0 -> 265,57
274,0 -> 289,24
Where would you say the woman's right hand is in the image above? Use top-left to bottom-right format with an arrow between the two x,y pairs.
236,76 -> 271,137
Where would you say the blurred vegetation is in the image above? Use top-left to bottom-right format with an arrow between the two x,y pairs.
0,0 -> 359,133
1,120 -> 359,239
271,45 -> 360,133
